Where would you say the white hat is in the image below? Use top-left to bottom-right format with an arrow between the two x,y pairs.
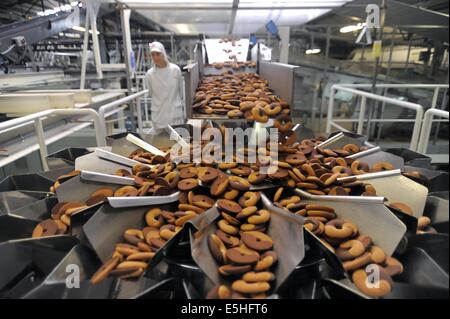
149,41 -> 165,53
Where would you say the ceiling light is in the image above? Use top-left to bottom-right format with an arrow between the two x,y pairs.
305,48 -> 321,55
72,26 -> 86,32
72,26 -> 100,35
340,23 -> 366,34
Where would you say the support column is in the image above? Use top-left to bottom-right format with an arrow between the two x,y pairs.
120,6 -> 136,131
80,9 -> 90,89
279,26 -> 290,64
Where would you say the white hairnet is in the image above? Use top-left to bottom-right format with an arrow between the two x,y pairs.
149,41 -> 169,64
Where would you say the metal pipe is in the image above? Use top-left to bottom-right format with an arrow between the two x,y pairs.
376,29 -> 396,144
369,0 -> 387,141
170,33 -> 175,62
80,8 -> 90,89
0,109 -> 104,145
333,118 -> 447,123
329,122 -> 351,132
318,26 -> 331,133
136,96 -> 144,135
417,108 -> 449,154
433,87 -> 449,144
0,109 -> 106,170
115,4 -> 350,10
90,10 -> 104,79
404,34 -> 412,75
431,87 -> 440,109
120,7 -> 136,131
98,90 -> 148,136
327,85 -> 424,151
357,96 -> 367,135
34,118 -> 49,171
335,84 -> 449,89
51,109 -> 106,147
326,86 -> 336,133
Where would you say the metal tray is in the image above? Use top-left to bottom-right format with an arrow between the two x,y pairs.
190,192 -> 305,296
0,236 -> 78,298
315,131 -> 405,170
424,195 -> 449,233
404,166 -> 449,193
316,131 -> 372,150
295,189 -> 406,256
385,148 -> 432,169
350,149 -> 405,171
75,149 -> 138,175
407,233 -> 449,273
57,169 -> 180,209
397,247 -> 448,289
0,215 -> 39,244
429,191 -> 449,200
106,131 -> 142,147
0,173 -> 55,193
37,167 -> 78,183
110,131 -> 176,157
46,147 -> 92,170
277,229 -> 346,299
1,196 -> 99,245
55,174 -> 127,203
10,197 -> 59,221
83,196 -> 192,263
337,169 -> 429,219
0,191 -> 52,216
20,244 -> 176,299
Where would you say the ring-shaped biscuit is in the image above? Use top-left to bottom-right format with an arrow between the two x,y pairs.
351,161 -> 370,175
238,191 -> 260,207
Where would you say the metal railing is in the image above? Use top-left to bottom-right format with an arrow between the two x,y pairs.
0,90 -> 149,171
417,108 -> 449,155
0,109 -> 105,171
98,89 -> 148,136
327,84 -> 424,151
334,83 -> 449,109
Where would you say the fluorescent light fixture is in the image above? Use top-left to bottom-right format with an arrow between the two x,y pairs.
63,32 -> 82,39
37,2 -> 80,16
305,48 -> 321,55
72,26 -> 100,35
340,23 -> 366,34
72,26 -> 85,32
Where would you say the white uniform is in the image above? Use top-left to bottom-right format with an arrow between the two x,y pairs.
146,62 -> 184,130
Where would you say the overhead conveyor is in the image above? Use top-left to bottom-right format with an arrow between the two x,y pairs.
0,9 -> 80,69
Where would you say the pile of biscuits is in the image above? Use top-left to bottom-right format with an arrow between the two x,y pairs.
114,161 -> 179,197
90,190 -> 215,284
192,72 -> 291,123
273,140 -> 394,196
32,186 -> 115,238
128,148 -> 170,165
206,192 -> 278,299
211,61 -> 257,70
171,143 -> 385,198
273,194 -> 404,298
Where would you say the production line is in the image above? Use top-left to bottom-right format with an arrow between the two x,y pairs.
0,0 -> 448,302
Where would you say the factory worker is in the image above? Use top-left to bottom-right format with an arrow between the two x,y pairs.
146,41 -> 184,135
